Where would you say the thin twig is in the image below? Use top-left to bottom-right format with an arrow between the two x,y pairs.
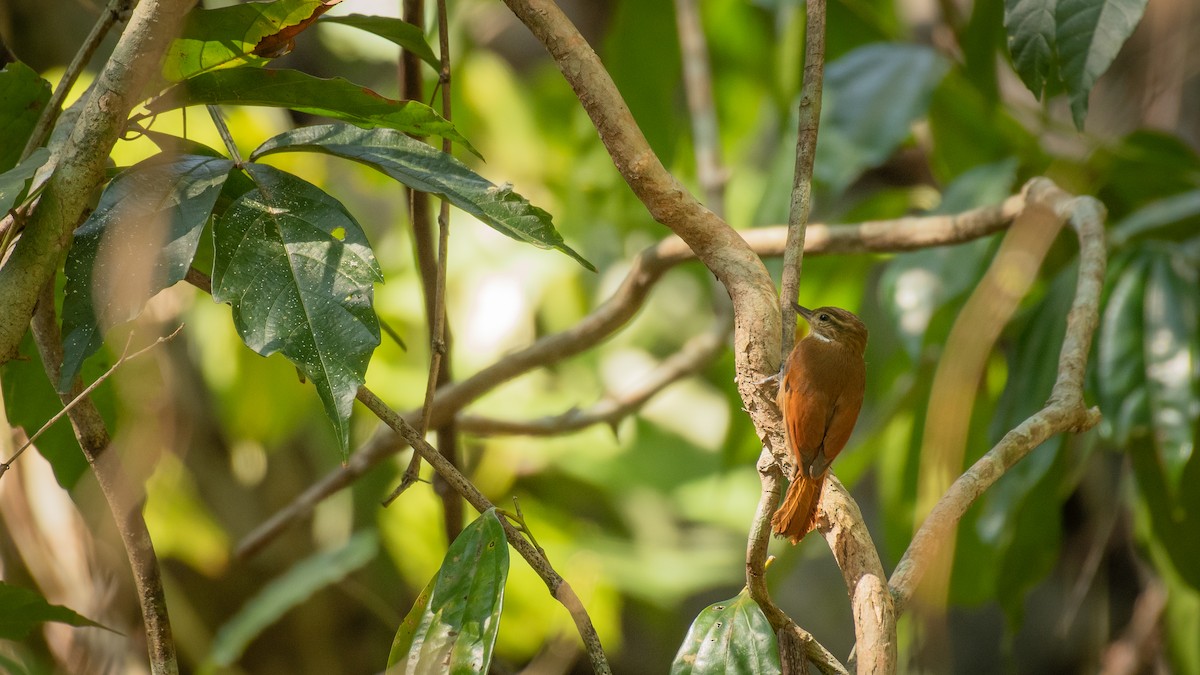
235,199 -> 1025,559
356,386 -> 612,674
205,105 -> 243,165
386,0 -> 433,505
19,0 -> 134,162
29,285 -> 179,675
778,0 -> 826,357
458,309 -> 730,436
0,325 -> 183,480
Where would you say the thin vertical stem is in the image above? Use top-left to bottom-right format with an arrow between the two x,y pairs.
778,0 -> 826,356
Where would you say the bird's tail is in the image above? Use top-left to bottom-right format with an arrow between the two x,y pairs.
771,473 -> 826,544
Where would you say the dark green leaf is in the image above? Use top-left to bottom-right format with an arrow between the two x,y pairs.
252,124 -> 594,271
0,62 -> 51,172
817,43 -> 949,193
1056,0 -> 1149,129
1112,190 -> 1200,247
879,160 -> 1015,359
603,0 -> 681,165
319,14 -> 438,67
59,155 -> 234,389
388,509 -> 508,674
150,67 -> 478,156
208,531 -> 378,666
1131,437 -> 1200,590
962,0 -> 1006,104
211,163 -> 382,458
163,0 -> 338,81
0,582 -> 109,640
670,587 -> 779,674
1142,253 -> 1199,493
1096,253 -> 1152,443
1004,0 -> 1058,99
0,148 -> 48,215
2,333 -> 88,489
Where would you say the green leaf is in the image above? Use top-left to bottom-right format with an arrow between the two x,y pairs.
59,154 -> 234,389
3,333 -> 87,489
1004,0 -> 1149,129
388,509 -> 508,674
603,0 -> 681,165
150,67 -> 478,156
1142,253 -> 1199,493
0,148 -> 48,215
319,14 -> 439,67
1112,189 -> 1200,247
208,531 -> 378,666
163,0 -> 338,81
1096,252 -> 1152,444
1004,0 -> 1058,99
0,62 -> 51,172
1056,0 -> 1149,129
211,163 -> 382,458
816,43 -> 949,194
670,587 -> 779,674
0,582 -> 110,640
252,124 -> 595,271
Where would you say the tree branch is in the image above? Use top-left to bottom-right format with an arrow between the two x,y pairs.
498,0 -> 785,489
355,387 -> 611,674
457,306 -> 731,436
0,0 -> 193,364
18,0 -> 134,163
888,178 -> 1107,612
29,287 -> 179,675
819,478 -> 895,673
235,201 -> 1025,560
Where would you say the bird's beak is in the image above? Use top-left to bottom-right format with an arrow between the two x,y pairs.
792,303 -> 813,323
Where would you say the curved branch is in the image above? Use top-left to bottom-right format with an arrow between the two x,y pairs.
888,178 -> 1107,613
235,201 -> 1026,560
499,0 -> 786,492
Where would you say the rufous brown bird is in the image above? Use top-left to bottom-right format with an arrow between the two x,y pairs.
771,304 -> 868,543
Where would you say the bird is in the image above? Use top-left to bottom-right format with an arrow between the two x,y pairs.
771,303 -> 868,544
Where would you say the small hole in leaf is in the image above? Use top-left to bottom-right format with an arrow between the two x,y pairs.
331,226 -> 346,241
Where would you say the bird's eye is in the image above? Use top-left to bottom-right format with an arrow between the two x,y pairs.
819,313 -> 830,321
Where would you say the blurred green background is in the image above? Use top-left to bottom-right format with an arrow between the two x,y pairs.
1,0 -> 1198,673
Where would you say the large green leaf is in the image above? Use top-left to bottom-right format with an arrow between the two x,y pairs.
252,124 -> 594,271
1056,0 -> 1149,129
162,0 -> 339,81
208,531 -> 378,666
1004,0 -> 1058,99
0,148 -> 48,216
1142,252 -> 1199,493
150,67 -> 477,156
59,154 -> 235,389
211,163 -> 382,458
319,14 -> 438,67
0,62 -> 51,172
387,509 -> 508,674
816,43 -> 949,194
1096,252 -> 1152,444
670,587 -> 779,674
0,582 -> 109,640
1004,0 -> 1149,129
